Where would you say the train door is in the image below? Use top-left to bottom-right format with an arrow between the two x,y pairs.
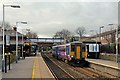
81,44 -> 87,59
76,45 -> 81,59
71,44 -> 75,57
75,44 -> 86,60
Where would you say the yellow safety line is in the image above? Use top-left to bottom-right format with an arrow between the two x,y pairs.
32,57 -> 36,80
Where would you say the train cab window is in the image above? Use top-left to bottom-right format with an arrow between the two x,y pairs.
82,45 -> 85,52
71,45 -> 75,52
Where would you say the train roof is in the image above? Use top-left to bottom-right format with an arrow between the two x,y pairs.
53,41 -> 100,47
71,41 -> 83,44
53,44 -> 65,47
66,43 -> 71,46
82,40 -> 101,44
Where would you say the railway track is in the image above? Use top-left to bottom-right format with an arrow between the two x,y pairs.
41,53 -> 75,80
72,67 -> 103,78
45,53 -> 108,78
43,54 -> 119,80
42,53 -> 119,80
52,57 -> 104,78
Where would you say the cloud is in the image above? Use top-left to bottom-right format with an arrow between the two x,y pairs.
1,0 -> 120,2
0,2 -> 118,37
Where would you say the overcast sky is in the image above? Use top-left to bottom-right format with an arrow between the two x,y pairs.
0,0 -> 119,38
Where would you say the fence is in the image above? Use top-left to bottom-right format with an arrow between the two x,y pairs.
100,43 -> 120,61
101,44 -> 115,53
101,43 -> 120,54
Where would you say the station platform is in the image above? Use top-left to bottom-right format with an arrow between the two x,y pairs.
32,53 -> 54,79
86,58 -> 120,77
86,58 -> 119,69
2,53 -> 54,79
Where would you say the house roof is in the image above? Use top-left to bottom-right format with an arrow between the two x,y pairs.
0,29 -> 25,37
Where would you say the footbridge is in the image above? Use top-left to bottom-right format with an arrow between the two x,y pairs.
29,38 -> 64,51
29,38 -> 64,43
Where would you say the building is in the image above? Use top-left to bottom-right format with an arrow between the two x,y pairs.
0,27 -> 28,54
90,27 -> 120,44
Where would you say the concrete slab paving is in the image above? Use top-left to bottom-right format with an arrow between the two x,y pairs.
2,53 -> 54,80
2,57 -> 34,78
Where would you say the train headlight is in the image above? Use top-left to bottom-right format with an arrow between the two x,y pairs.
71,56 -> 73,58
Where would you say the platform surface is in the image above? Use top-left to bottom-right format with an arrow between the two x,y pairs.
32,53 -> 54,79
86,58 -> 120,69
2,53 -> 54,79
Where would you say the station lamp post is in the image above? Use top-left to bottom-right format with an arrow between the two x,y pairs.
21,28 -> 29,59
108,24 -> 118,63
2,4 -> 20,72
99,26 -> 104,42
90,30 -> 98,58
16,22 -> 27,63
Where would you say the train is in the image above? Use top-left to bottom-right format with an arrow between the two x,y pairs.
83,41 -> 101,59
52,41 -> 89,67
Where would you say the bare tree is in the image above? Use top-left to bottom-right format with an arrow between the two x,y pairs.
0,22 -> 12,30
53,29 -> 72,43
61,29 -> 71,39
53,31 -> 63,38
76,26 -> 86,38
33,32 -> 38,38
26,31 -> 38,38
53,29 -> 71,39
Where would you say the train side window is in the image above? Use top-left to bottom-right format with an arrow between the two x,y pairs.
59,47 -> 65,51
53,48 -> 54,51
92,44 -> 94,51
66,46 -> 69,54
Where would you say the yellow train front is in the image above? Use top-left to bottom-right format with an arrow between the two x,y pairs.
66,41 -> 89,67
